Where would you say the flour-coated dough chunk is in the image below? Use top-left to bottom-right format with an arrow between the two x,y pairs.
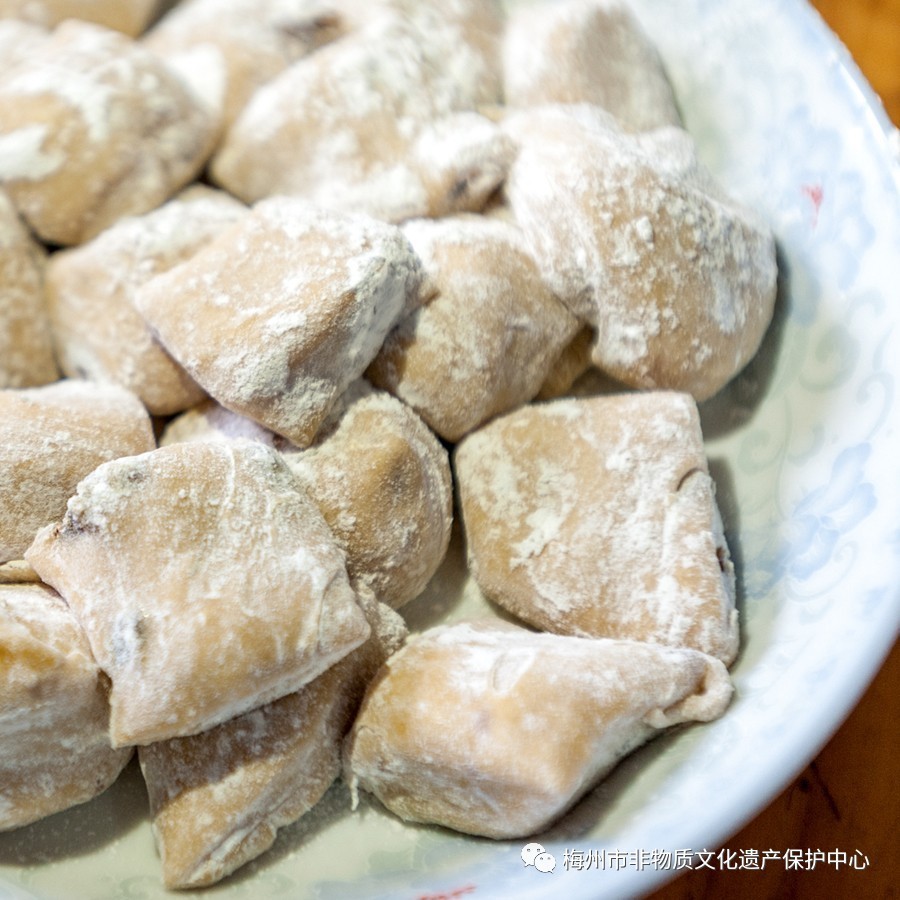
0,0 -> 161,36
143,0 -> 344,133
0,582 -> 132,830
503,107 -> 778,401
344,619 -> 733,838
134,198 -> 422,447
210,10 -> 510,222
159,398 -> 282,449
0,380 -> 155,564
368,215 -> 580,441
0,20 -> 218,245
138,589 -> 406,889
0,188 -> 58,389
25,441 -> 371,747
503,0 -> 681,132
46,186 -> 245,415
454,392 -> 739,665
286,381 -> 453,609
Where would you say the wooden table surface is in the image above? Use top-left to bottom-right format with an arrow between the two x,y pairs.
650,2 -> 900,898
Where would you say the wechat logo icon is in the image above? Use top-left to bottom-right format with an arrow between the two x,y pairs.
522,842 -> 556,874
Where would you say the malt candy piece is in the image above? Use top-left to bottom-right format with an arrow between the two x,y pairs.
285,381 -> 453,609
503,106 -> 778,401
26,440 -> 371,746
45,186 -> 245,415
454,392 -> 739,665
0,582 -> 132,830
368,215 -> 580,441
344,619 -> 733,838
0,187 -> 58,389
503,0 -> 681,132
138,589 -> 406,888
0,20 -> 218,245
134,198 -> 422,447
0,380 -> 155,563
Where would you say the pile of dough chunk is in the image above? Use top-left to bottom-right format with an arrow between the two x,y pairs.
0,0 -> 782,891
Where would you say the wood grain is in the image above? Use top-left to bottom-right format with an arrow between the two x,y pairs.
649,3 -> 899,897
811,0 -> 900,124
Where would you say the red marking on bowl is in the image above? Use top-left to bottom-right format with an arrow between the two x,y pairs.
801,183 -> 824,227
416,884 -> 477,900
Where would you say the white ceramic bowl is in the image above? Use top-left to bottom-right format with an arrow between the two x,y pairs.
2,1 -> 899,898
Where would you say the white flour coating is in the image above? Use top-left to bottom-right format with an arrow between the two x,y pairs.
454,394 -> 739,664
134,199 -> 421,447
143,0 -> 344,130
150,43 -> 229,121
1,24 -> 119,141
503,107 -> 777,400
0,125 -> 65,180
0,19 -> 48,78
0,19 -> 219,245
502,0 -> 681,132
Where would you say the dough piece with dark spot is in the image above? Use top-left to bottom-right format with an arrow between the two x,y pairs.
26,440 -> 371,746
